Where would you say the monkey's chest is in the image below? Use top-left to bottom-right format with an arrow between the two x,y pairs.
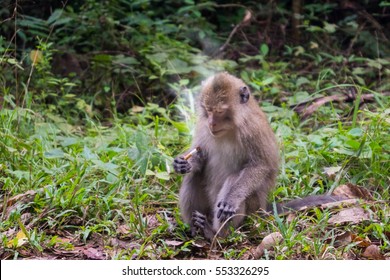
204,141 -> 246,196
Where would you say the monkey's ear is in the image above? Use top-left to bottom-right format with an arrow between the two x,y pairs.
239,86 -> 250,104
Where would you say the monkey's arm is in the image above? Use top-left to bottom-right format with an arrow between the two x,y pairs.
216,165 -> 274,222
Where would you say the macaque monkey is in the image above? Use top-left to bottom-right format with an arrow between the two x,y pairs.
173,72 -> 344,240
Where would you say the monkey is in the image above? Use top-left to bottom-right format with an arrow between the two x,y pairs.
173,72 -> 345,240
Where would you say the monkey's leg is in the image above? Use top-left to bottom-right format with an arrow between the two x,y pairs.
179,173 -> 212,237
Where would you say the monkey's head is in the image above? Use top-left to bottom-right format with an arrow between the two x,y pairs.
199,72 -> 251,137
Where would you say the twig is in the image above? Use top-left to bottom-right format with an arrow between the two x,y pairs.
346,22 -> 366,56
213,9 -> 252,57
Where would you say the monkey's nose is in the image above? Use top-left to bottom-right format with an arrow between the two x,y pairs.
208,119 -> 216,128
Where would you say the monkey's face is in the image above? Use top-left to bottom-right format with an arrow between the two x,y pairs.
199,72 -> 252,138
203,105 -> 234,137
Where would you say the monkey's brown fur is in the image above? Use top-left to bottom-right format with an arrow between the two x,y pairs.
174,72 -> 344,240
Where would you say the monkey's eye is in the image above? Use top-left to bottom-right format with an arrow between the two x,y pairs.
203,106 -> 211,112
239,86 -> 250,104
201,105 -> 209,115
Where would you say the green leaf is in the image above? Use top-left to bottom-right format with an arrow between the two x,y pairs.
296,77 -> 310,87
367,59 -> 383,69
60,137 -> 79,147
380,1 -> 390,7
348,128 -> 363,137
323,22 -> 337,33
167,59 -> 191,74
51,17 -> 72,26
156,171 -> 170,181
171,121 -> 190,133
44,148 -> 65,159
261,76 -> 275,86
93,54 -> 112,63
146,53 -> 168,64
113,55 -> 139,65
345,140 -> 361,150
92,160 -> 119,175
47,9 -> 63,25
260,44 -> 269,56
82,146 -> 98,160
308,135 -> 324,146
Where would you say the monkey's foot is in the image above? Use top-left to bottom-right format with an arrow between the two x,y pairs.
173,156 -> 192,174
191,211 -> 206,233
191,211 -> 214,240
216,201 -> 236,222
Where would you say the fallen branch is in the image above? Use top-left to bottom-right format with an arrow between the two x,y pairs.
292,90 -> 390,119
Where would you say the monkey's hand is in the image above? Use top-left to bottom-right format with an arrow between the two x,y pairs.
216,201 -> 236,222
173,156 -> 192,174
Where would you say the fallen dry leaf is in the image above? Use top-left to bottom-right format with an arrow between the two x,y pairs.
7,230 -> 28,248
245,232 -> 283,259
351,234 -> 371,248
261,232 -> 284,250
131,105 -> 144,113
193,239 -> 208,248
117,224 -> 130,235
328,207 -> 371,225
2,228 -> 16,239
333,183 -> 373,200
286,212 -> 297,223
332,231 -> 352,248
83,247 -> 105,260
55,237 -> 72,244
165,240 -> 184,247
362,245 -> 384,260
20,213 -> 32,224
323,166 -> 342,179
109,238 -> 140,250
342,251 -> 358,260
146,214 -> 160,228
324,231 -> 371,248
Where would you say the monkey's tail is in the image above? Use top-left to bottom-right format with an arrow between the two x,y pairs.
268,195 -> 347,214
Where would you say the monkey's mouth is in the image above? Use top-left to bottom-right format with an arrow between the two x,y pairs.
209,128 -> 226,136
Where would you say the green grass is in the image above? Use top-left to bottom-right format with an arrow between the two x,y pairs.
0,92 -> 389,259
0,105 -> 182,259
